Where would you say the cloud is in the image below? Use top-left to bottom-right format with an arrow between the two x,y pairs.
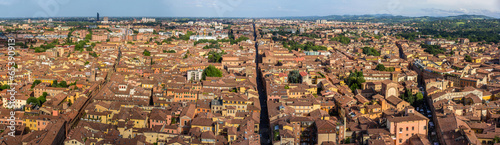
424,0 -> 499,12
421,8 -> 500,17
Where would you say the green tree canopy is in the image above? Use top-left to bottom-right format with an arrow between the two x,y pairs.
143,49 -> 151,56
345,70 -> 365,92
331,35 -> 351,44
416,92 -> 424,103
288,70 -> 302,83
361,47 -> 380,56
27,97 -> 41,106
0,85 -> 10,90
202,65 -> 223,80
421,44 -> 445,56
31,80 -> 42,89
207,50 -> 226,63
375,64 -> 386,71
464,54 -> 472,62
52,80 -> 58,87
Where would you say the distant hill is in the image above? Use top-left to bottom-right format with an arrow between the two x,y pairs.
289,14 -> 496,23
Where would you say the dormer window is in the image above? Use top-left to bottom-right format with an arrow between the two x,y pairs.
119,85 -> 127,91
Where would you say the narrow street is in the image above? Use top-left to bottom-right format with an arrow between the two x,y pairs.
417,86 -> 438,143
253,22 -> 271,145
413,70 -> 437,144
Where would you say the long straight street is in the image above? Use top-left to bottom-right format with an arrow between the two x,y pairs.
254,22 -> 271,145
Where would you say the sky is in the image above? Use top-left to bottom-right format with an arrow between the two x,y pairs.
0,0 -> 499,18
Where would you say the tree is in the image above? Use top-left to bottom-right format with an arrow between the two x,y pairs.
494,136 -> 500,143
288,70 -> 302,83
207,50 -> 226,63
52,80 -> 58,87
0,85 -> 10,90
31,80 -> 42,89
416,92 -> 424,103
464,54 -> 472,62
27,97 -> 40,106
143,50 -> 151,56
58,81 -> 68,88
183,50 -> 190,59
331,35 -> 351,44
164,50 -> 176,53
375,64 -> 386,71
274,130 -> 280,141
361,47 -> 380,56
38,95 -> 47,105
402,88 -> 417,106
345,70 -> 365,92
344,137 -> 351,144
421,44 -> 445,56
201,65 -> 223,80
171,118 -> 177,124
89,52 -> 98,57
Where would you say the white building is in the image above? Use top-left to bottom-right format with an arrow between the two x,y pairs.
2,96 -> 27,109
189,35 -> 217,41
159,32 -> 173,36
141,17 -> 156,23
138,28 -> 154,33
187,69 -> 203,81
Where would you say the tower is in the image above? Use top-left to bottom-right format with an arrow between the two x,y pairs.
97,12 -> 100,22
90,67 -> 97,82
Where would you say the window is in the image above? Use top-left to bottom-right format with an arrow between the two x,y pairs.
399,128 -> 403,133
412,127 -> 414,130
424,126 -> 427,130
399,139 -> 402,143
406,127 -> 408,131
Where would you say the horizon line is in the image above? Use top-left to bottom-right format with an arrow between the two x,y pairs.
0,14 -> 497,19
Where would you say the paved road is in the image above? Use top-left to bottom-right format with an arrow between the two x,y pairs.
253,22 -> 271,145
416,86 -> 437,144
